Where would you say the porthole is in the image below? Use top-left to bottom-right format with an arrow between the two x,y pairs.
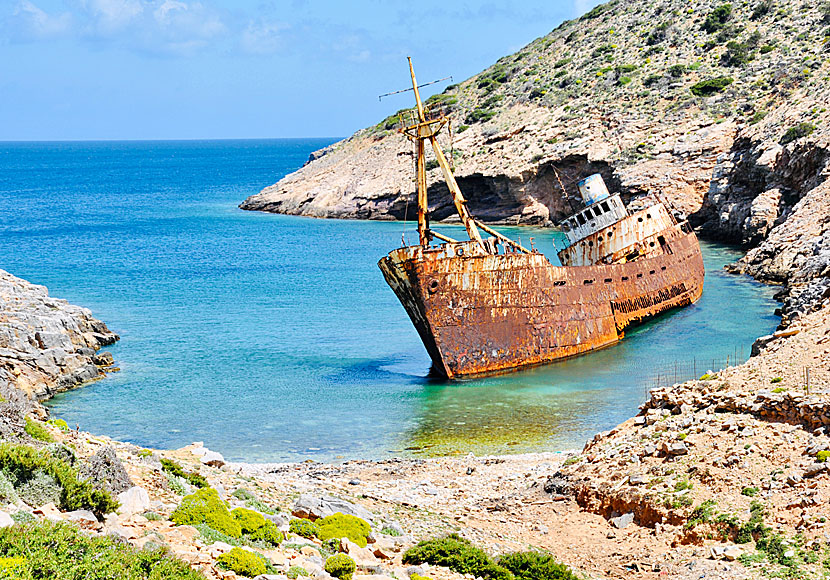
608,231 -> 613,238
598,236 -> 603,242
588,240 -> 594,247
638,217 -> 644,223
650,270 -> 656,275
456,247 -> 465,257
647,213 -> 652,219
604,278 -> 612,283
621,276 -> 629,281
637,273 -> 643,278
650,241 -> 655,247
428,279 -> 439,294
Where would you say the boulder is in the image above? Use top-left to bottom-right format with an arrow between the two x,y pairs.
117,486 -> 150,516
0,512 -> 13,528
292,494 -> 374,523
610,513 -> 634,529
64,509 -> 100,530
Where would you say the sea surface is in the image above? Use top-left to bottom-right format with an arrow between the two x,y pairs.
0,139 -> 780,462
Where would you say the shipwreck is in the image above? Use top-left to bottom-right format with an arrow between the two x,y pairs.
378,59 -> 705,379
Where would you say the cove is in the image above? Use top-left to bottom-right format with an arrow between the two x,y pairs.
0,140 -> 780,461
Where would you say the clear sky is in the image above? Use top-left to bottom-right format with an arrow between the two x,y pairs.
1,0 -> 599,140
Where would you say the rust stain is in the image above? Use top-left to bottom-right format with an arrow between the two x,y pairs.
379,223 -> 704,379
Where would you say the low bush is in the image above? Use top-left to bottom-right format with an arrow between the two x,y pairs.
315,513 -> 371,548
721,41 -> 753,66
741,486 -> 759,496
770,377 -> 783,383
780,122 -> 815,145
690,77 -> 733,96
403,534 -> 513,580
324,554 -> 356,580
0,520 -> 205,579
289,517 -> 318,539
216,547 -> 267,578
817,450 -> 830,463
498,551 -> 578,580
24,418 -> 53,443
0,443 -> 117,516
47,419 -> 69,432
232,507 -> 268,534
702,4 -> 732,33
288,565 -> 310,578
16,470 -> 62,507
668,64 -> 686,77
465,109 -> 497,124
232,488 -> 256,501
249,521 -> 283,546
160,458 -> 208,489
171,488 -> 241,537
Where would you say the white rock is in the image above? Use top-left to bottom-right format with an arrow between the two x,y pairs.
117,486 -> 150,516
0,512 -> 13,528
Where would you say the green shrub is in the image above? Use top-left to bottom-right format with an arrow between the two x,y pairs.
702,4 -> 732,32
16,470 -> 62,508
249,521 -> 283,546
0,520 -> 205,579
171,488 -> 241,537
289,518 -> 318,539
741,486 -> 759,496
456,124 -> 470,133
0,443 -> 117,516
465,109 -> 497,124
232,488 -> 256,501
690,77 -> 733,96
24,418 -> 53,443
643,74 -> 662,87
245,497 -> 276,515
816,451 -> 830,463
160,458 -> 208,489
381,525 -> 402,536
0,472 -> 19,506
315,513 -> 371,548
288,565 -> 310,578
498,551 -> 578,580
618,76 -> 632,86
668,64 -> 686,77
780,122 -> 815,145
410,575 -> 431,580
721,41 -> 753,66
736,501 -> 768,543
554,58 -> 572,68
216,547 -> 267,578
772,387 -> 786,393
232,507 -> 268,534
403,534 -> 513,580
324,554 -> 356,580
47,419 -> 69,432
647,21 -> 672,45
749,111 -> 767,124
770,377 -> 783,383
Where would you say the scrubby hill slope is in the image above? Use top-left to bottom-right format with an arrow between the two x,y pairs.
242,0 -> 830,320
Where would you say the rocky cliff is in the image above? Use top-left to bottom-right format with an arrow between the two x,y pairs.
242,0 -> 830,320
0,269 -> 118,404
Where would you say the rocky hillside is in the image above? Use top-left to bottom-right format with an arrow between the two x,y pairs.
242,0 -> 830,320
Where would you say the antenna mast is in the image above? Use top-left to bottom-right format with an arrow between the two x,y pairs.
401,57 -> 483,248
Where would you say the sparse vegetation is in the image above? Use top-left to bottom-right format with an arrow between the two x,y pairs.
742,486 -> 759,496
24,418 -> 53,443
315,513 -> 371,548
780,122 -> 816,145
403,534 -> 513,580
498,551 -> 579,580
171,487 -> 242,537
161,458 -> 208,489
216,547 -> 267,578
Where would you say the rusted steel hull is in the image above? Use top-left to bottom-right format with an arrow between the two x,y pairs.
379,230 -> 704,379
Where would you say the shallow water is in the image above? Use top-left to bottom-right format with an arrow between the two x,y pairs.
0,139 -> 780,461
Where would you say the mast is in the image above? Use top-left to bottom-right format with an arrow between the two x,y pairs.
405,57 -> 483,248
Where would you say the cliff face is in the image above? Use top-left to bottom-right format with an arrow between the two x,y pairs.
0,269 -> 118,403
241,0 -> 830,318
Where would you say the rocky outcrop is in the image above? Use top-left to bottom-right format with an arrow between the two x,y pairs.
0,269 -> 118,402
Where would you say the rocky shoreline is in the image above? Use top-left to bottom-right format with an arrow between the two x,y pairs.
0,244 -> 827,580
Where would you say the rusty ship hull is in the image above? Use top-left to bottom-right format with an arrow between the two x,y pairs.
379,225 -> 704,379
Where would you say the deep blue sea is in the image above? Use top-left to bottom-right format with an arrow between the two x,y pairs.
0,139 -> 780,462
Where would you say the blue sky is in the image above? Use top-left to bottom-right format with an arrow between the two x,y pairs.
1,0 -> 598,140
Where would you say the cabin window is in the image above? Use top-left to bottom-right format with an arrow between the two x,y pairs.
428,279 -> 440,294
597,236 -> 603,242
588,240 -> 594,247
650,270 -> 656,275
601,201 -> 610,213
553,280 -> 566,286
593,206 -> 602,218
621,276 -> 629,281
608,231 -> 613,238
562,221 -> 571,232
638,217 -> 644,223
577,213 -> 587,226
583,279 -> 594,285
647,213 -> 652,219
604,278 -> 612,283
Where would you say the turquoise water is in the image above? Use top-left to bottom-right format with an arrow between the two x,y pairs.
0,140 -> 780,461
